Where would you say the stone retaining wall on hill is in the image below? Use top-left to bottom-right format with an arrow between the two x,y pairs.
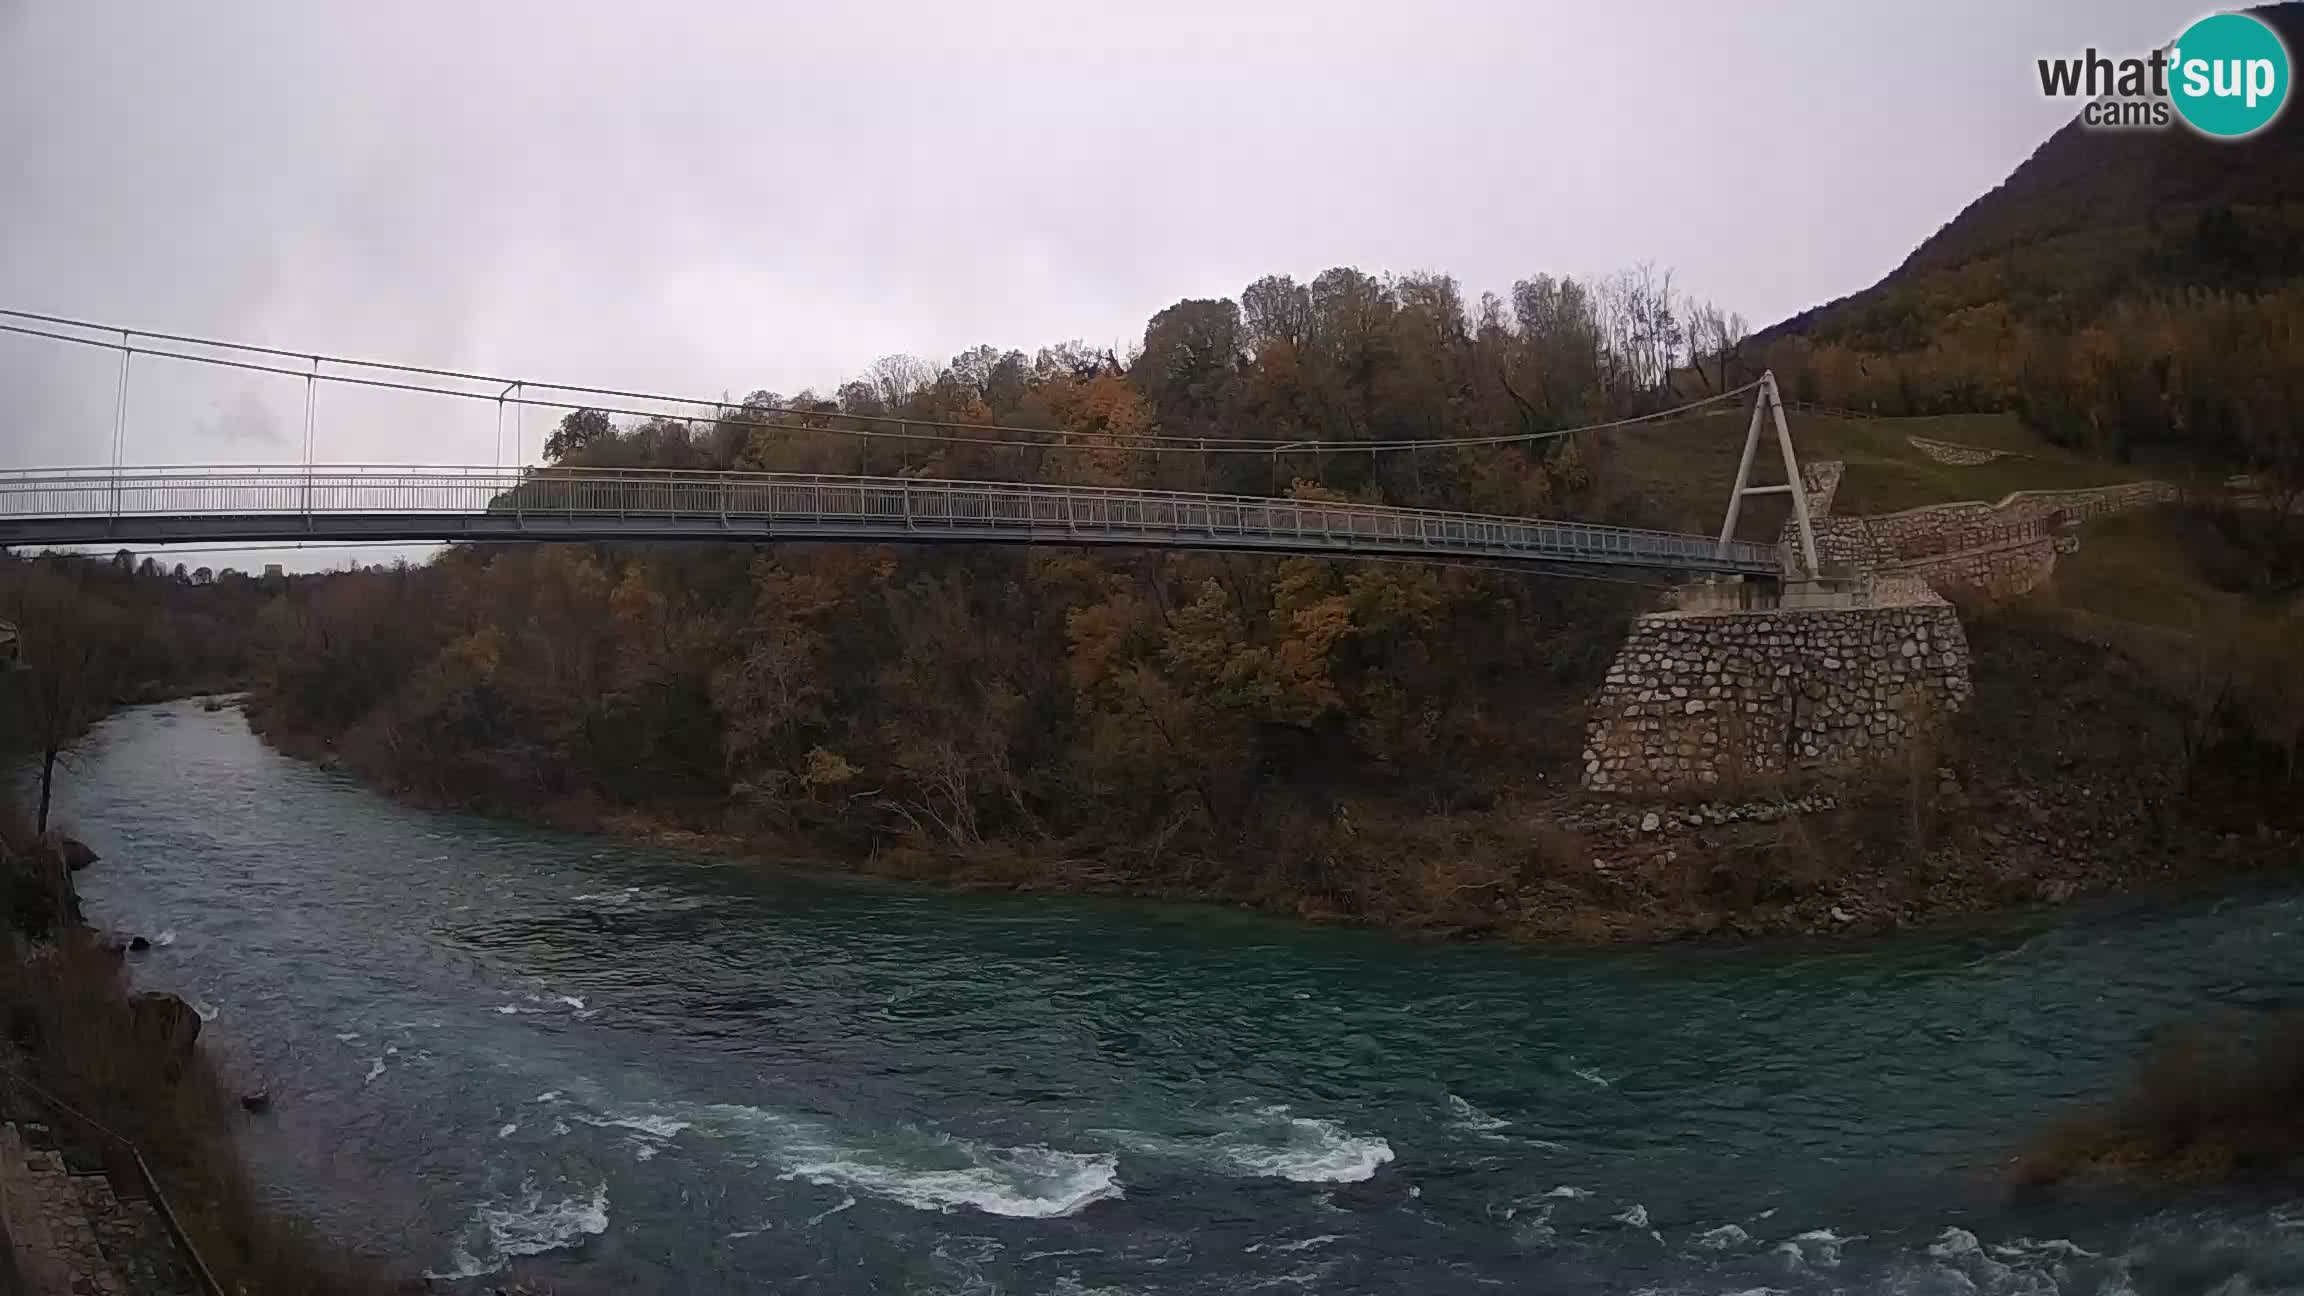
1582,601 -> 1972,796
1790,477 -> 2179,569
1876,532 -> 2075,598
1907,435 -> 2010,465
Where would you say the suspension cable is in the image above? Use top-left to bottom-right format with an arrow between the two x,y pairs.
0,308 -> 1758,458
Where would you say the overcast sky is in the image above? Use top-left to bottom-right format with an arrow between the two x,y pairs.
0,1 -> 2196,565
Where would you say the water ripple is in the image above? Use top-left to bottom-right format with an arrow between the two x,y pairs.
42,704 -> 2304,1293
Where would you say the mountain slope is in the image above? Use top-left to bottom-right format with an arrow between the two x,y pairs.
1765,1 -> 2304,353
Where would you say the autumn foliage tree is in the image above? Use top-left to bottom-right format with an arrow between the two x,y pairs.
544,408 -> 615,461
222,260 -> 1843,910
3,565 -> 123,833
0,556 -> 260,833
240,262 -> 1726,888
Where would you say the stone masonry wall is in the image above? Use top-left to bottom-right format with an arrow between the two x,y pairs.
1906,435 -> 2009,465
1877,532 -> 2070,598
1791,475 -> 2178,569
1582,602 -> 1973,796
1811,517 -> 1880,568
1801,460 -> 1842,519
1772,461 -> 1849,567
1600,458 -> 2162,797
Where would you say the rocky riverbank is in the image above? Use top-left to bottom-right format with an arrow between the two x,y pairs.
242,610 -> 2299,947
0,826 -> 395,1292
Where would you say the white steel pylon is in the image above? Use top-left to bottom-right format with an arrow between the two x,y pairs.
1715,370 -> 1820,576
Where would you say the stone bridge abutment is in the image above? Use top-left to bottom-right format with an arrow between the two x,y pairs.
1581,590 -> 1972,797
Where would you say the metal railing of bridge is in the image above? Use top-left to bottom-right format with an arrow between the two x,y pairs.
0,465 -> 1783,575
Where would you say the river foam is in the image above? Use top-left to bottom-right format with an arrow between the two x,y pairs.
569,886 -> 710,915
1444,1093 -> 1510,1133
1096,1105 -> 1394,1184
426,1180 -> 610,1280
584,1112 -> 692,1140
595,1100 -> 1125,1219
782,1140 -> 1122,1218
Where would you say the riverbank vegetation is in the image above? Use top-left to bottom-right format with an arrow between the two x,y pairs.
1,553 -> 270,831
0,565 -> 389,1290
244,263 -> 1717,920
234,262 -> 2301,940
2016,1012 -> 2304,1188
0,804 -> 394,1293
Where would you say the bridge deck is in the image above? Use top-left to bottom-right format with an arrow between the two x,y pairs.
0,467 -> 1781,576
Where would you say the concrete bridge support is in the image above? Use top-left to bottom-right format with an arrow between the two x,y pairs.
1581,596 -> 1972,797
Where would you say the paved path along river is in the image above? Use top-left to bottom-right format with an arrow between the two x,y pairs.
49,703 -> 2304,1293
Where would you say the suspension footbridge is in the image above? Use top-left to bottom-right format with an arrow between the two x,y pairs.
0,311 -> 1811,578
0,466 -> 1780,574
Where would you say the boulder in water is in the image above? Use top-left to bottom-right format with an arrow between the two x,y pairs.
239,1090 -> 271,1114
128,991 -> 202,1076
127,935 -> 151,952
57,837 -> 98,871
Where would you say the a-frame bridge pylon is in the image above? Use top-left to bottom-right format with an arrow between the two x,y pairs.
1715,370 -> 1819,576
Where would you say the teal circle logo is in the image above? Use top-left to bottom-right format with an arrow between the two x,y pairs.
2170,12 -> 2291,138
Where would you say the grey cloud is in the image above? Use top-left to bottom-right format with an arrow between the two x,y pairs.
199,387 -> 289,450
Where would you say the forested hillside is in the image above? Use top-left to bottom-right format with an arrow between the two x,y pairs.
242,262 -> 1793,930
1759,2 -> 2304,474
2,555 -> 270,831
239,251 -> 2301,934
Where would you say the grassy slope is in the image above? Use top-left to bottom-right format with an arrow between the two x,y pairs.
1592,409 -> 2199,540
1805,414 -> 2171,515
2035,509 -> 2303,712
2052,511 -> 2282,630
1591,407 -> 2290,661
